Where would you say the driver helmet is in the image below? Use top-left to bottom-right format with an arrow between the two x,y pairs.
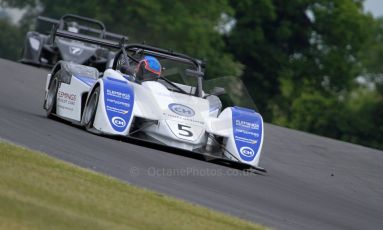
67,21 -> 79,33
135,56 -> 161,81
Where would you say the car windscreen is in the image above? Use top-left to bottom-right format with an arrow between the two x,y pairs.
129,51 -> 199,95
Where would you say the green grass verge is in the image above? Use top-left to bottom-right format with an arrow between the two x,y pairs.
0,141 -> 266,230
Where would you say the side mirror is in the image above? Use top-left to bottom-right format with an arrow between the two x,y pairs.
210,87 -> 225,97
185,69 -> 204,78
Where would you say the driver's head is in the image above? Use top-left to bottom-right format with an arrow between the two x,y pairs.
135,56 -> 161,81
67,21 -> 79,33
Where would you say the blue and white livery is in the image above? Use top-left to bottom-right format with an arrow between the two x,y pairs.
43,38 -> 266,172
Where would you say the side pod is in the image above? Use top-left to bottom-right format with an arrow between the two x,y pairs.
92,75 -> 135,135
20,32 -> 46,65
218,107 -> 264,168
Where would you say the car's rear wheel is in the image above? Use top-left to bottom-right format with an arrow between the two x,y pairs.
83,86 -> 100,130
45,71 -> 60,118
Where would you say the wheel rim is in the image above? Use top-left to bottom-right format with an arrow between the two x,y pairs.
84,91 -> 98,125
46,78 -> 57,109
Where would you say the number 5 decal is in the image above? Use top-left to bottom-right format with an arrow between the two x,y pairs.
178,124 -> 193,137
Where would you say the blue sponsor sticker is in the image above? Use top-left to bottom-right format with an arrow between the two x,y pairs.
103,77 -> 134,132
168,103 -> 195,117
232,107 -> 263,161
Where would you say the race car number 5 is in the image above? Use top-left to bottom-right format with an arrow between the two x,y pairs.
178,124 -> 193,137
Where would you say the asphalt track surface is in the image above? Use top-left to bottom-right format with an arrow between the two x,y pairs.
0,58 -> 382,230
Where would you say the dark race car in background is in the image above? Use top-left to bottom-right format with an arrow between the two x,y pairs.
20,14 -> 127,71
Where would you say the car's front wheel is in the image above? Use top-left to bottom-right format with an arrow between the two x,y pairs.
82,86 -> 100,130
45,71 -> 60,118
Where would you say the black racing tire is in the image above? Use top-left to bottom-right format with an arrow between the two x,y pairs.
83,86 -> 100,130
45,70 -> 60,118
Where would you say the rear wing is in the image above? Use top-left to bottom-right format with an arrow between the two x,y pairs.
38,14 -> 128,41
55,29 -> 121,49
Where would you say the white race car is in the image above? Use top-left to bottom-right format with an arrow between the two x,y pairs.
43,29 -> 266,172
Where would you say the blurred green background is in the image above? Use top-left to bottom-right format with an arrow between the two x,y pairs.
1,0 -> 382,150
